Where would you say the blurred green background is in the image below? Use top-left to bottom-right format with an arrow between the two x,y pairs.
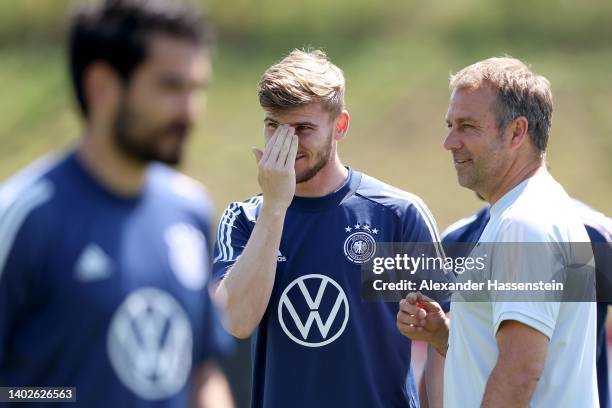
1,2 -> 611,406
0,0 -> 611,228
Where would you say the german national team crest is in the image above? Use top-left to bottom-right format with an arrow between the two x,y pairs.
343,222 -> 378,264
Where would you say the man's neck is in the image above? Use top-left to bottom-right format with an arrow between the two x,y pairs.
486,159 -> 545,205
295,157 -> 349,198
77,128 -> 148,198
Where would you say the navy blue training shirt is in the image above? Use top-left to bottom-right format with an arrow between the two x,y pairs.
441,202 -> 612,408
213,169 -> 452,408
0,152 -> 230,407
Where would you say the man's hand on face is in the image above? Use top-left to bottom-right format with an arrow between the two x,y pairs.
396,292 -> 450,356
252,124 -> 299,212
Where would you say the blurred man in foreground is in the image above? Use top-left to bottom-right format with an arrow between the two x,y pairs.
397,57 -> 599,406
212,49 -> 451,407
0,0 -> 233,406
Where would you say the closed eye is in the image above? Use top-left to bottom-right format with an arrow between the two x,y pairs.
295,125 -> 313,132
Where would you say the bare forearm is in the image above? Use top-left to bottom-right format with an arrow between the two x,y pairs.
419,372 -> 429,408
216,125 -> 298,338
432,326 -> 449,358
423,343 -> 444,408
192,363 -> 234,408
482,320 -> 547,407
481,363 -> 538,407
215,204 -> 286,338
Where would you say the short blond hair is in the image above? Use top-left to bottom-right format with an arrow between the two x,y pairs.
258,49 -> 345,117
450,57 -> 553,152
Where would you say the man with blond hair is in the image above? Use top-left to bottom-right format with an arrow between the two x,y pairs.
212,49 -> 451,407
397,57 -> 599,407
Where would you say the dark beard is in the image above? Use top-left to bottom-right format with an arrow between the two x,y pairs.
296,130 -> 333,184
113,100 -> 189,165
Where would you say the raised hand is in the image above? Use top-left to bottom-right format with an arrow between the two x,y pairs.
396,292 -> 450,356
252,124 -> 299,212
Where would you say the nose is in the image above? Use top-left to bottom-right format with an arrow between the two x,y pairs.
443,128 -> 462,151
179,92 -> 200,123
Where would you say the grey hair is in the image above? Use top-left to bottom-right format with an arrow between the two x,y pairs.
450,57 -> 553,152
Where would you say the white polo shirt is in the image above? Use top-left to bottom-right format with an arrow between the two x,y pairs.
444,168 -> 599,407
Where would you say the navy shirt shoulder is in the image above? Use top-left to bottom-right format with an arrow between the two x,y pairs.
0,152 -> 229,407
214,169 -> 450,408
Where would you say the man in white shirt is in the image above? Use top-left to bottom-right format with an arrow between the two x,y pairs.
397,57 -> 599,407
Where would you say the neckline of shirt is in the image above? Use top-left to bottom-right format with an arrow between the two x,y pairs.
68,150 -> 148,205
489,168 -> 550,219
288,167 -> 361,212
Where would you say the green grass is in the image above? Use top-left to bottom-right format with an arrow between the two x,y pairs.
0,0 -> 611,228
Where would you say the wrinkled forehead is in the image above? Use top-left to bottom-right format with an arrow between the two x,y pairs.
446,84 -> 498,122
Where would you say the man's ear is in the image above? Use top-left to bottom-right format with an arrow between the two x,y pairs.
508,116 -> 529,150
334,110 -> 350,140
83,61 -> 122,122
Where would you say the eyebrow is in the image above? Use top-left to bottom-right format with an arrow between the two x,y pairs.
263,118 -> 318,128
160,74 -> 209,90
446,117 -> 480,125
293,121 -> 318,128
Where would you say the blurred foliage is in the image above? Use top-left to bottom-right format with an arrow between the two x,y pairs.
2,0 -> 612,49
0,0 -> 611,227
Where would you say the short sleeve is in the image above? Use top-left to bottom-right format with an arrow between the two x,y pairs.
488,219 -> 563,338
0,184 -> 52,367
212,201 -> 256,282
0,228 -> 30,367
401,200 -> 455,310
586,225 -> 612,305
493,302 -> 559,339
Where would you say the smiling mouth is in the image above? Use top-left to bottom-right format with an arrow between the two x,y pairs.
296,153 -> 306,161
454,158 -> 472,169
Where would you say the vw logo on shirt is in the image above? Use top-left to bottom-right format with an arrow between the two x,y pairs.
278,274 -> 349,347
107,287 -> 193,400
